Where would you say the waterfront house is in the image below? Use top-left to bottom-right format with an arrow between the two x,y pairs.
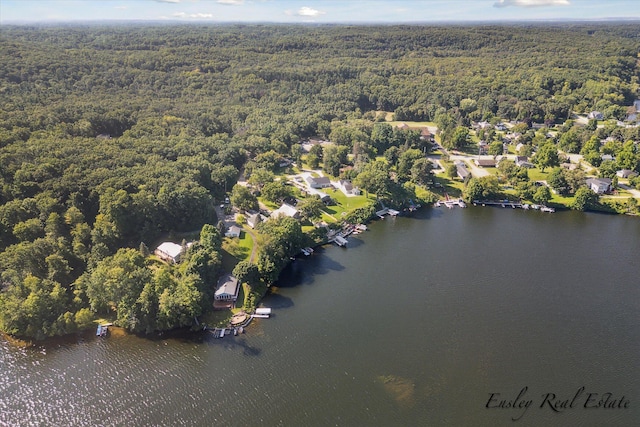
154,242 -> 183,264
224,225 -> 242,238
305,176 -> 332,189
586,178 -> 612,194
215,274 -> 239,301
455,161 -> 470,180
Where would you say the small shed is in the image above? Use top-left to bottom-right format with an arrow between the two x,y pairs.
225,225 -> 242,238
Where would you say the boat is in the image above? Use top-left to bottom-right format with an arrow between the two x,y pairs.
255,307 -> 272,315
540,206 -> 555,213
334,235 -> 348,247
434,201 -> 441,208
457,199 -> 466,208
96,325 -> 102,336
355,224 -> 367,231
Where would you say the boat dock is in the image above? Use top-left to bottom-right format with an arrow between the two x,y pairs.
472,200 -> 555,212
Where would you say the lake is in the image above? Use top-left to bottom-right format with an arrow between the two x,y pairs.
1,207 -> 639,426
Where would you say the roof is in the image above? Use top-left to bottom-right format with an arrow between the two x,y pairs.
306,176 -> 331,185
475,158 -> 496,167
156,242 -> 182,259
339,180 -> 353,191
226,225 -> 241,236
215,274 -> 239,298
271,203 -> 299,218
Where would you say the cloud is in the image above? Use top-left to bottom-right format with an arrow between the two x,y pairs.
296,6 -> 325,17
173,12 -> 214,19
217,0 -> 244,5
155,0 -> 181,3
494,0 -> 570,7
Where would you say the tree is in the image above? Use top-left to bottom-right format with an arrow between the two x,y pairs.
233,261 -> 260,287
443,126 -> 469,150
571,187 -> 598,211
410,158 -> 434,186
532,185 -> 552,205
547,168 -> 568,195
488,140 -> 504,158
534,143 -> 560,172
248,168 -> 274,189
261,181 -> 292,203
446,163 -> 458,179
230,184 -> 258,212
297,195 -> 325,221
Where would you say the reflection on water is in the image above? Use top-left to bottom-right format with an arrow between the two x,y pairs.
1,208 -> 639,426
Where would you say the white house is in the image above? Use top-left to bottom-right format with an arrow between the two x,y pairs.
271,203 -> 300,219
154,242 -> 183,264
586,178 -> 612,194
225,225 -> 242,238
305,176 -> 332,189
215,274 -> 240,301
616,169 -> 638,179
587,111 -> 604,120
337,180 -> 360,196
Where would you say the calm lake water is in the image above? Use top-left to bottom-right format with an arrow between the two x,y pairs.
1,207 -> 639,426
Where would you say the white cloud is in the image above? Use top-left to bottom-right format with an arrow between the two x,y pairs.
296,6 -> 325,17
156,0 -> 181,3
494,0 -> 570,7
218,0 -> 244,5
173,12 -> 214,19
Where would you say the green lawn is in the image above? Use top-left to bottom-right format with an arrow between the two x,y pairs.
387,120 -> 437,129
322,189 -> 375,221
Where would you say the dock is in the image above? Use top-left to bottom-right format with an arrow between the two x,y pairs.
472,200 -> 555,212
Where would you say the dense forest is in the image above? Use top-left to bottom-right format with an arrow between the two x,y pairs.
1,23 -> 639,339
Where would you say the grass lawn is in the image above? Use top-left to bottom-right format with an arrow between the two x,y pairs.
527,168 -> 551,182
322,189 -> 375,221
387,120 -> 437,129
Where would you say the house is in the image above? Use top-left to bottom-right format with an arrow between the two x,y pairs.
224,225 -> 242,238
515,156 -> 535,168
305,176 -> 332,189
271,203 -> 300,219
601,154 -> 615,162
397,123 -> 409,130
154,242 -> 183,264
495,123 -> 507,131
338,179 -> 361,196
587,111 -> 604,120
478,140 -> 489,155
214,274 -> 240,301
616,169 -> 638,179
420,127 -> 434,142
247,212 -> 263,229
634,99 -> 640,112
278,158 -> 293,168
586,178 -> 612,194
455,161 -> 470,180
474,158 -> 496,168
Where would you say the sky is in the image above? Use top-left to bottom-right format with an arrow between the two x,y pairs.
1,0 -> 639,24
